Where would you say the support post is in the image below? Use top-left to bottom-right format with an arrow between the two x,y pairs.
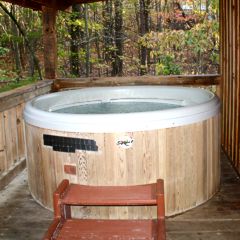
42,7 -> 57,79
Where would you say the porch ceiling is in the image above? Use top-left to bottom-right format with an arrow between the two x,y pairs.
2,0 -> 103,11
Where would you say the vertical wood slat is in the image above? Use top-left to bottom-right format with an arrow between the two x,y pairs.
226,0 -> 231,155
221,0 -> 228,157
233,0 -> 239,168
16,104 -> 26,160
230,0 -> 234,163
221,0 -> 240,173
0,113 -> 7,174
236,0 -> 240,169
3,108 -> 18,169
220,0 -> 226,150
223,0 -> 229,153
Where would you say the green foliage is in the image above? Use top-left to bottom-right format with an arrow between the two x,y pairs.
139,11 -> 219,75
0,76 -> 37,93
156,55 -> 181,75
0,69 -> 17,81
27,30 -> 42,42
185,20 -> 219,55
0,32 -> 24,46
211,0 -> 220,14
0,46 -> 9,56
141,30 -> 185,56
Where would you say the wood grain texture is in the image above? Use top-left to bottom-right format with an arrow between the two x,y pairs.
221,0 -> 240,174
0,80 -> 52,189
25,114 -> 220,217
42,8 -> 57,79
16,104 -> 26,160
0,112 -> 6,175
3,108 -> 18,169
0,80 -> 53,112
52,75 -> 220,92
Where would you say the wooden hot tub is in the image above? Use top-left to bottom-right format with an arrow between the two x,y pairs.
24,86 -> 220,217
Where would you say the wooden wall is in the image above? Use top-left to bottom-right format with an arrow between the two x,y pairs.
0,80 -> 52,190
221,0 -> 240,173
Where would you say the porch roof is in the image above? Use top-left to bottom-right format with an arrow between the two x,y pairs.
2,0 -> 103,11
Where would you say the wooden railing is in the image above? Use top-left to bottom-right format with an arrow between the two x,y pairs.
0,80 -> 53,189
221,0 -> 240,174
53,75 -> 220,92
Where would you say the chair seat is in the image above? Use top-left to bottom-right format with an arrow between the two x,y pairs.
54,219 -> 158,240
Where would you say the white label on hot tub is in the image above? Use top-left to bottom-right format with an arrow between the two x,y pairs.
116,136 -> 134,149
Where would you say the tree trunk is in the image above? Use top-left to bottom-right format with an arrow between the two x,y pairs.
139,0 -> 150,75
156,0 -> 162,32
102,0 -> 114,76
206,0 -> 209,13
69,4 -> 81,76
112,0 -> 123,76
10,5 -> 22,79
28,43 -> 35,77
84,4 -> 90,77
93,10 -> 101,77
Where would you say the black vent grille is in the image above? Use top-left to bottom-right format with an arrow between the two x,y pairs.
43,134 -> 98,153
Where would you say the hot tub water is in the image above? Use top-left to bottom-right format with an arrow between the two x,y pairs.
53,101 -> 182,114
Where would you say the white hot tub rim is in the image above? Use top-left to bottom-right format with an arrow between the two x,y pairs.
24,86 -> 220,133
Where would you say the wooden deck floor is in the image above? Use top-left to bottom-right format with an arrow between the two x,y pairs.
0,152 -> 240,240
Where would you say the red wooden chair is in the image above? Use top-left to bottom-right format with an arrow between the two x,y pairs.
43,179 -> 166,240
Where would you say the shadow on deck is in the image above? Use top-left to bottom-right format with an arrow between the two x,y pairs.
0,152 -> 240,240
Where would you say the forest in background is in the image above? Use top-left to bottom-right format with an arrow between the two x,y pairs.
0,0 -> 219,85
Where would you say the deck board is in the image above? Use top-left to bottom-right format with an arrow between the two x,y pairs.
0,152 -> 239,240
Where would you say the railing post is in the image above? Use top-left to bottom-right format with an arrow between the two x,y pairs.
42,7 -> 57,79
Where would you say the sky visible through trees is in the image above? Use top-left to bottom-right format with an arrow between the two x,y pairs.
0,0 -> 219,82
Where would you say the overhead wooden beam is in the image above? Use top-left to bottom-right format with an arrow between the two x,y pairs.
3,0 -> 42,10
72,0 -> 105,4
2,0 -> 105,11
42,7 -> 57,79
